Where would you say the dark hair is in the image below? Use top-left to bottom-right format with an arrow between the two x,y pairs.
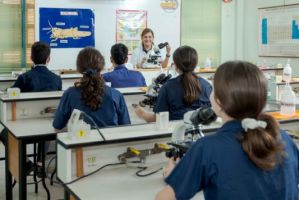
173,46 -> 201,105
31,41 -> 50,64
75,47 -> 106,111
213,61 -> 285,170
111,43 -> 128,65
141,28 -> 154,38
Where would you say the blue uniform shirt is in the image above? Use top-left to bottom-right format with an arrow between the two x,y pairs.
12,65 -> 62,92
166,120 -> 299,200
53,86 -> 131,129
153,76 -> 212,120
103,65 -> 146,88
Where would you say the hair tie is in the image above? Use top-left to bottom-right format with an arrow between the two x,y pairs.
241,118 -> 267,132
83,68 -> 98,76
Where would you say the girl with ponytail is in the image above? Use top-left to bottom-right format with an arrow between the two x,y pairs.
134,45 -> 212,122
156,61 -> 299,200
53,47 -> 131,130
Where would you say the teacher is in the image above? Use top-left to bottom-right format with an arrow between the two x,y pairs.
130,28 -> 171,68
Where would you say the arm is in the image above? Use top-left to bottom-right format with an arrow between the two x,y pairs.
159,141 -> 209,199
199,78 -> 212,107
134,106 -> 156,122
117,94 -> 131,125
130,48 -> 146,69
161,44 -> 171,68
136,57 -> 147,69
52,90 -> 72,130
12,75 -> 25,91
155,186 -> 176,200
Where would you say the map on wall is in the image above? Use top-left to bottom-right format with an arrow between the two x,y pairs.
116,10 -> 147,54
39,8 -> 95,48
258,4 -> 299,57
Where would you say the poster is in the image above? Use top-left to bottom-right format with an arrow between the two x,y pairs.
258,5 -> 299,57
39,8 -> 95,48
116,10 -> 147,54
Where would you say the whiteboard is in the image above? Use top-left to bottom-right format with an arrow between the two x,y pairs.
35,0 -> 181,70
258,4 -> 299,57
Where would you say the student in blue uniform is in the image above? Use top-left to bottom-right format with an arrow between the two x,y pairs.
103,43 -> 146,88
12,42 -> 62,92
0,41 -> 62,177
53,47 -> 131,130
156,61 -> 299,200
134,46 -> 212,121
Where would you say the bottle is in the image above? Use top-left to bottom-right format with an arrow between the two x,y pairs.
282,59 -> 292,83
204,58 -> 212,69
267,75 -> 276,101
280,83 -> 296,116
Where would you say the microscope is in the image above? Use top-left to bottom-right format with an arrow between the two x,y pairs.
139,73 -> 172,108
166,107 -> 217,160
144,42 -> 169,67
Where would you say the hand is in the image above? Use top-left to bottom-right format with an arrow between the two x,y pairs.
163,157 -> 179,178
137,57 -> 147,68
166,45 -> 171,55
134,105 -> 146,118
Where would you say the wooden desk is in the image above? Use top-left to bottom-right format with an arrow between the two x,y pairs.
3,118 -> 56,200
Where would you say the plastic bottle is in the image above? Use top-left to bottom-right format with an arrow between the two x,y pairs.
282,59 -> 292,83
204,58 -> 212,69
280,83 -> 296,116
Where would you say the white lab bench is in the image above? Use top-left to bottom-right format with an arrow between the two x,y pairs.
0,87 -> 146,124
0,73 -> 82,91
57,121 -> 221,200
56,111 -> 299,200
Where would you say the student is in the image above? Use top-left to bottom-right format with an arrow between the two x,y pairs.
53,47 -> 131,130
12,41 -> 62,92
134,46 -> 212,122
0,41 -> 62,177
130,28 -> 171,68
103,43 -> 146,88
156,61 -> 299,200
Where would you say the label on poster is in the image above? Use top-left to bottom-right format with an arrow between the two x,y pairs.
40,8 -> 95,48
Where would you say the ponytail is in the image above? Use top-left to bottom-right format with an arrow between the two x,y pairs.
240,113 -> 285,170
181,72 -> 201,105
75,47 -> 106,111
172,46 -> 200,105
76,73 -> 105,111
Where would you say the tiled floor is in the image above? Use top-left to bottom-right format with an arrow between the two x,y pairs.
0,143 -> 64,200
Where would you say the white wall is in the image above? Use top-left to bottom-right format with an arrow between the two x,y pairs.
221,0 -> 299,76
35,0 -> 181,70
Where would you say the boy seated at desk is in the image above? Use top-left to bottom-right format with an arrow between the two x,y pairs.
0,41 -> 62,177
12,41 -> 62,91
103,43 -> 146,88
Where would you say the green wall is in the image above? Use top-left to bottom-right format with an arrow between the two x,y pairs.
0,2 -> 22,73
181,0 -> 221,68
0,0 -> 222,73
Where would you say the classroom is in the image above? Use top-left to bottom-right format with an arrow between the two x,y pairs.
0,0 -> 299,200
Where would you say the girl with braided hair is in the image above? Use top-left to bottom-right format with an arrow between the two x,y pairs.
53,47 -> 130,130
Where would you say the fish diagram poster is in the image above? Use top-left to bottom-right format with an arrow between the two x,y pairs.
39,8 -> 95,48
116,10 -> 147,54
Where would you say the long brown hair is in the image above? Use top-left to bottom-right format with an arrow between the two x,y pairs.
213,61 -> 285,170
141,28 -> 154,38
173,46 -> 201,105
75,47 -> 105,111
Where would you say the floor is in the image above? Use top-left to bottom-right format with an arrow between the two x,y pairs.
0,143 -> 64,200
